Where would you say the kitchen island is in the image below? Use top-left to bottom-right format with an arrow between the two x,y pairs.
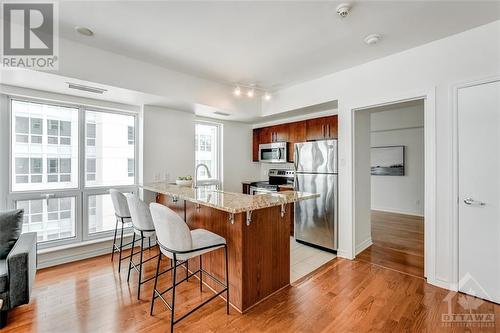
141,182 -> 318,313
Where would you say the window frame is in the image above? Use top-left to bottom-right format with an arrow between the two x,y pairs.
194,120 -> 223,186
7,95 -> 139,249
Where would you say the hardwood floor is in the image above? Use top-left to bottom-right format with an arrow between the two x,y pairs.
357,210 -> 425,277
5,247 -> 499,333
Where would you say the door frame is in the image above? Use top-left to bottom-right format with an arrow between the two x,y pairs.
451,75 -> 500,291
348,87 -> 436,282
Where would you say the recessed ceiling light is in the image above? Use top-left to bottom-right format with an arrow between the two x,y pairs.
233,86 -> 241,96
75,26 -> 94,37
247,88 -> 255,98
364,34 -> 382,45
264,92 -> 272,101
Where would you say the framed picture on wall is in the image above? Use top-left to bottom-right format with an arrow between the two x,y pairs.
371,145 -> 405,176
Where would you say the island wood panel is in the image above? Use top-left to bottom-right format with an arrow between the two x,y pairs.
184,201 -> 244,312
242,203 -> 291,310
156,194 -> 292,313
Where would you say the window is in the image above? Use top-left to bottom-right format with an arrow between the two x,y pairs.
195,122 -> 221,183
85,110 -> 135,187
86,158 -> 96,181
16,197 -> 76,243
128,126 -> 134,145
88,193 -> 119,234
11,100 -> 78,192
9,98 -> 137,248
128,158 -> 134,178
86,122 -> 96,146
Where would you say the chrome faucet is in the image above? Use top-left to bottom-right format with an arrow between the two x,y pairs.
194,163 -> 212,188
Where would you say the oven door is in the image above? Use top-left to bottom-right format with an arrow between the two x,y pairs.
259,142 -> 287,163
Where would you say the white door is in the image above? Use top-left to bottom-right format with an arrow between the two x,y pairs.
458,80 -> 500,303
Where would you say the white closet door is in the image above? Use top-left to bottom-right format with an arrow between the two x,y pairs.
458,79 -> 500,303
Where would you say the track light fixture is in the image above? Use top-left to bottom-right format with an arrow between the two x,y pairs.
232,84 -> 272,101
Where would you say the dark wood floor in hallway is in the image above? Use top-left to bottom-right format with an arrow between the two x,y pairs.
5,246 -> 499,333
357,210 -> 425,277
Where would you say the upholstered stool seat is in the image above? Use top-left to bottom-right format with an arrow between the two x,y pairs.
149,203 -> 229,332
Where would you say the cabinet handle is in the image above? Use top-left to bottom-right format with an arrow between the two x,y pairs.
322,125 -> 325,138
328,124 -> 330,138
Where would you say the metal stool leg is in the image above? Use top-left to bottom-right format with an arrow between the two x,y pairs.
171,254 -> 177,333
137,233 -> 144,299
150,252 -> 162,316
199,255 -> 203,292
225,245 -> 229,315
118,218 -> 124,272
127,233 -> 136,282
111,218 -> 118,261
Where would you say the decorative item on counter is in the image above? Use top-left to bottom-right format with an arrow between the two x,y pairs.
176,175 -> 193,187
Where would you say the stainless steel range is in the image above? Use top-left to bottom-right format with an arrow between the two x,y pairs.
249,169 -> 294,195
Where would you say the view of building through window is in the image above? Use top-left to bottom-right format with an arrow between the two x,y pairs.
11,100 -> 79,191
195,122 -> 220,181
10,99 -> 136,246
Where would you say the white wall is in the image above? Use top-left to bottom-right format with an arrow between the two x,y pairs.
370,104 -> 424,216
220,120 -> 261,192
142,111 -> 260,194
142,105 -> 195,184
354,111 -> 372,254
263,20 -> 500,289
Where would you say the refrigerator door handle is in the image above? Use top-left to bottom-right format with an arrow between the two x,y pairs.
294,144 -> 299,171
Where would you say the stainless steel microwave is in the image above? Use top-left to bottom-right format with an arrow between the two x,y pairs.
259,142 -> 287,163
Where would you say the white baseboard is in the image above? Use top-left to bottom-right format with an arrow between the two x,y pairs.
371,207 -> 424,217
355,237 -> 373,255
37,235 -> 156,269
336,248 -> 354,260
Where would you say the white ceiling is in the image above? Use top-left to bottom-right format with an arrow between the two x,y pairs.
58,1 -> 500,90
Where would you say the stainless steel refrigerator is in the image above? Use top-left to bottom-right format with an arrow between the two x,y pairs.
294,139 -> 338,251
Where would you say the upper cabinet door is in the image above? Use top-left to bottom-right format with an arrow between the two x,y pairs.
287,121 -> 306,162
305,117 -> 327,141
259,127 -> 273,144
252,129 -> 260,162
273,124 -> 289,142
325,115 -> 338,139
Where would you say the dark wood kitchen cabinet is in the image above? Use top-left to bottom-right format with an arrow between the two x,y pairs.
252,129 -> 260,162
259,127 -> 273,144
252,115 -> 337,163
305,115 -> 338,141
273,124 -> 289,142
287,121 -> 306,162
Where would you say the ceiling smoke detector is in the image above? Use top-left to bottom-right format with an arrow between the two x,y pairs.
336,3 -> 352,18
364,34 -> 382,45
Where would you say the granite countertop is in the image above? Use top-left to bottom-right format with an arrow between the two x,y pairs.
140,182 -> 318,214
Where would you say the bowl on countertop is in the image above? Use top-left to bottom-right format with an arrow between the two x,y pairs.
175,179 -> 193,187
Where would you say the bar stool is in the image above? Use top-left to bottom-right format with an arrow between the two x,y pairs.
125,193 -> 157,299
109,189 -> 134,272
149,203 -> 229,332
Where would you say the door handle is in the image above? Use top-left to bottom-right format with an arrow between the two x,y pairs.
463,198 -> 486,206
